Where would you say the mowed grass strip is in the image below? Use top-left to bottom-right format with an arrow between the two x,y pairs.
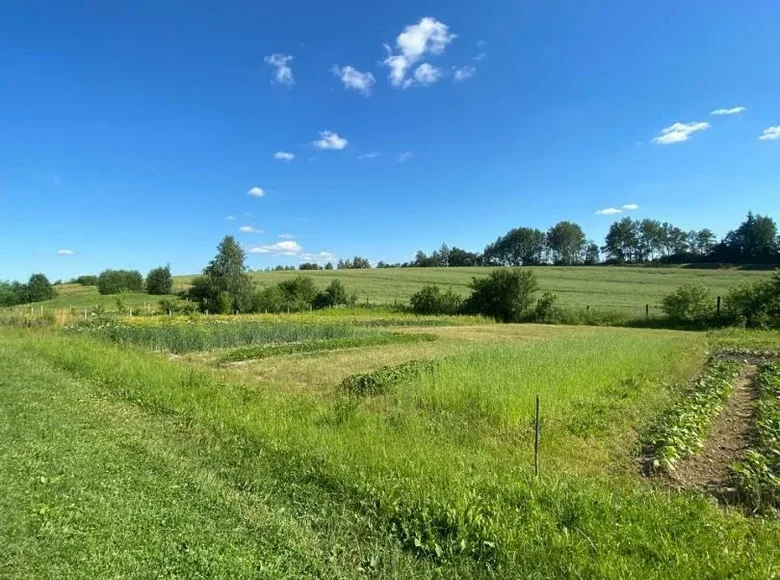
8,327 -> 780,577
220,332 -> 436,364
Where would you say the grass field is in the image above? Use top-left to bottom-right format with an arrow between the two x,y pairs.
2,315 -> 779,578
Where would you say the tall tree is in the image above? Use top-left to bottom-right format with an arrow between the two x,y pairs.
724,212 -> 779,262
602,218 -> 640,263
145,265 -> 173,295
584,242 -> 600,265
638,219 -> 665,261
189,236 -> 254,313
25,273 -> 56,303
484,227 -> 546,266
546,221 -> 586,265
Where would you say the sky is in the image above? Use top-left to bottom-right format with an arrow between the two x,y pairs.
1,1 -> 779,281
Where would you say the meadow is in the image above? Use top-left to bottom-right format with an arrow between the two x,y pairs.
2,312 -> 779,578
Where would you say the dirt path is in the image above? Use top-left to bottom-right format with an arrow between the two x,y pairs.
669,365 -> 757,490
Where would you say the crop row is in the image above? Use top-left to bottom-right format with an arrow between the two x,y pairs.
644,358 -> 742,472
66,320 -> 387,353
730,362 -> 780,513
341,359 -> 439,397
219,332 -> 436,363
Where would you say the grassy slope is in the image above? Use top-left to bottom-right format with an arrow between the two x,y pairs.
202,266 -> 768,314
3,325 -> 778,577
23,283 -> 184,312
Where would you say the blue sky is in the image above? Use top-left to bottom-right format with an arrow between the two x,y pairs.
2,1 -> 779,281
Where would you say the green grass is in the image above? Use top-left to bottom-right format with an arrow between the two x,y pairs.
220,333 -> 437,363
14,283 -> 184,313
4,325 -> 779,577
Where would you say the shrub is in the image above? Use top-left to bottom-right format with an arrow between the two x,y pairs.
25,273 -> 56,303
189,236 -> 254,313
661,283 -> 715,325
75,275 -> 98,286
97,269 -> 144,295
723,272 -> 780,328
313,279 -> 351,309
463,268 -> 539,322
532,291 -> 562,323
409,285 -> 463,315
252,286 -> 285,313
146,265 -> 173,295
277,276 -> 318,312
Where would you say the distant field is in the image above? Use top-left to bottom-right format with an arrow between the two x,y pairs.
180,265 -> 771,315
12,283 -> 186,313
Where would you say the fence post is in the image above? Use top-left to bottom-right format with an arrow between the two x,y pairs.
645,304 -> 649,318
717,296 -> 721,316
534,395 -> 540,478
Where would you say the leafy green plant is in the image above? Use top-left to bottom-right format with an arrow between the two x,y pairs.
661,283 -> 715,326
409,285 -> 463,315
341,359 -> 438,397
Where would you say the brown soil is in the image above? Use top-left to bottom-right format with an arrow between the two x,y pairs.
668,365 -> 757,490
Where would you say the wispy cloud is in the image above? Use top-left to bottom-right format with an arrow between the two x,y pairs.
226,215 -> 236,221
300,251 -> 335,263
264,53 -> 294,86
651,121 -> 710,145
383,17 -> 456,89
622,203 -> 639,210
759,126 -> 780,141
452,65 -> 476,81
596,208 -> 622,216
358,152 -> 381,160
398,151 -> 414,162
56,249 -> 75,256
239,225 -> 262,234
711,106 -> 746,116
274,151 -> 295,161
312,130 -> 348,150
278,233 -> 294,239
248,186 -> 265,197
247,240 -> 302,256
473,52 -> 487,62
332,65 -> 376,95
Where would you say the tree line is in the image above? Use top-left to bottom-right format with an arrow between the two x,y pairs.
377,212 -> 779,268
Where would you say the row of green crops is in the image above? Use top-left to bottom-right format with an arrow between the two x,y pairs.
65,320 -> 393,353
731,362 -> 780,513
220,332 -> 437,363
340,359 -> 439,397
644,358 -> 742,472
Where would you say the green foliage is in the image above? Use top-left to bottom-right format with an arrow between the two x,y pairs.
74,274 -> 99,286
189,236 -> 254,313
644,358 -> 741,472
337,256 -> 371,269
97,269 -> 144,295
220,332 -> 437,363
483,227 -> 546,266
661,283 -> 715,325
340,360 -> 438,397
547,221 -> 586,265
26,273 -> 57,303
463,268 -> 539,322
531,291 -> 562,323
409,285 -> 463,315
145,265 -> 173,295
723,271 -> 780,328
313,279 -> 349,309
730,362 -> 780,512
299,262 -> 322,271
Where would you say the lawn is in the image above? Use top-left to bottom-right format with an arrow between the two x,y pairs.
2,318 -> 778,578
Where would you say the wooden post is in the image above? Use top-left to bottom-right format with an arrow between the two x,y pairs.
645,304 -> 649,318
534,395 -> 540,478
717,296 -> 721,316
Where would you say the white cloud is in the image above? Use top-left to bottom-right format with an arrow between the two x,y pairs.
596,208 -> 622,215
56,249 -> 75,256
409,63 -> 443,87
398,151 -> 413,162
278,233 -> 294,239
759,126 -> 780,141
473,52 -> 487,62
332,65 -> 376,95
274,151 -> 295,161
622,203 -> 640,210
711,106 -> 746,116
383,17 -> 456,88
264,53 -> 294,86
239,225 -> 262,234
300,251 -> 335,263
248,186 -> 265,197
312,130 -> 348,150
453,65 -> 476,81
226,215 -> 236,221
358,152 -> 381,159
651,121 -> 710,145
247,240 -> 302,256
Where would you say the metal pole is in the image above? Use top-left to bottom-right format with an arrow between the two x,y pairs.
534,395 -> 540,478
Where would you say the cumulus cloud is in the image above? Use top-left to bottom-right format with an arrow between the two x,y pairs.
759,126 -> 780,141
264,53 -> 294,86
711,106 -> 746,116
596,208 -> 622,216
332,65 -> 376,95
453,65 -> 476,81
248,186 -> 265,197
239,225 -> 262,234
312,130 -> 348,150
622,203 -> 640,210
398,151 -> 413,162
651,121 -> 710,145
57,249 -> 75,256
274,151 -> 295,161
247,240 -> 302,256
383,17 -> 456,88
358,152 -> 381,159
411,63 -> 443,87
